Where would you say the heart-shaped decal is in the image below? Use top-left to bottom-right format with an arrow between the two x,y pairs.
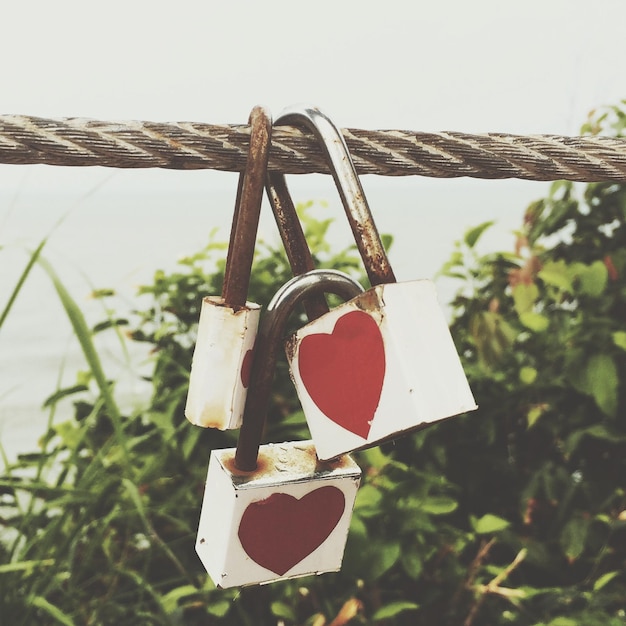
298,310 -> 385,439
238,486 -> 345,576
240,348 -> 254,388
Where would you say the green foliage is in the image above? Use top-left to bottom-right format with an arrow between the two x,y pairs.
2,100 -> 626,626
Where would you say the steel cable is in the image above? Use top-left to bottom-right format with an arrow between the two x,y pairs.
1,115 -> 626,182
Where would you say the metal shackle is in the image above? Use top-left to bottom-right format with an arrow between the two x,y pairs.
222,106 -> 272,308
265,171 -> 330,321
234,269 -> 364,471
274,105 -> 396,287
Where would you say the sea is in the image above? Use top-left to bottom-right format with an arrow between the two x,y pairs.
0,171 -> 549,463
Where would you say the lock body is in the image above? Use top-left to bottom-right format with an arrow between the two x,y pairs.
196,440 -> 360,588
185,297 -> 261,430
185,107 -> 270,431
287,280 -> 477,460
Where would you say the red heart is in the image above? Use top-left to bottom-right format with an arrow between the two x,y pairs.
240,348 -> 254,388
238,486 -> 345,576
298,310 -> 385,439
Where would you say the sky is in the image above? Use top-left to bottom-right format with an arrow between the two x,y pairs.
0,0 -> 623,130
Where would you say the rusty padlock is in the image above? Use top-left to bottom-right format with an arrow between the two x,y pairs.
185,106 -> 271,430
195,270 -> 363,588
276,105 -> 478,460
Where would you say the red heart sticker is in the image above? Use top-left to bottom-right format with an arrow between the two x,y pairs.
298,310 -> 385,439
238,486 -> 345,576
240,348 -> 254,388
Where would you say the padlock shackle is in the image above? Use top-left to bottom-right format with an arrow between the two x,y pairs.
222,106 -> 272,308
234,269 -> 364,472
265,171 -> 330,321
275,105 -> 396,287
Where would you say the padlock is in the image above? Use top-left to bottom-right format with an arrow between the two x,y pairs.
275,105 -> 478,460
195,270 -> 364,588
185,106 -> 271,430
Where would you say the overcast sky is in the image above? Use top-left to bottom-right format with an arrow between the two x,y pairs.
1,0 -> 624,128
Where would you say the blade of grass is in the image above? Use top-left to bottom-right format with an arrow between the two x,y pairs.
36,256 -> 132,474
28,595 -> 75,626
0,559 -> 55,574
0,237 -> 48,331
121,477 -> 192,582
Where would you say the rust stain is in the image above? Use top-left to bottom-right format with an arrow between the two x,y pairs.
222,451 -> 271,478
201,415 -> 227,429
353,288 -> 379,311
315,453 -> 352,473
284,335 -> 298,361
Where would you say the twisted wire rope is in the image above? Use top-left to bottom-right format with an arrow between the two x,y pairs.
1,115 -> 626,182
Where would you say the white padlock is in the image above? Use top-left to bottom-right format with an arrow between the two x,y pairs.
185,107 -> 270,430
196,441 -> 360,588
274,105 -> 477,460
286,279 -> 477,460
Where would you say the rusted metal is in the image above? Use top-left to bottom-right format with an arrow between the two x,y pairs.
274,106 -> 396,286
222,106 -> 272,308
234,270 -> 364,472
265,171 -> 330,321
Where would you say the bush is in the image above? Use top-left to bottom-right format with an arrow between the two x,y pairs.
1,104 -> 626,625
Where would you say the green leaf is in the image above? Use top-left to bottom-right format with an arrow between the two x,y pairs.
43,385 -> 89,408
207,600 -> 231,618
527,404 -> 548,428
420,495 -> 458,515
520,367 -> 538,385
349,514 -> 368,538
53,421 -> 83,450
612,331 -> 626,351
372,601 -> 419,621
401,551 -> 423,580
271,601 -> 296,621
512,283 -> 539,315
586,353 -> 618,416
464,221 -> 494,248
358,446 -> 389,470
564,423 -> 626,455
593,570 -> 620,591
92,318 -> 129,333
369,541 -> 401,580
161,585 -> 199,614
0,559 -> 54,574
577,260 -> 608,297
28,595 -> 75,626
470,311 -> 517,367
472,513 -> 510,534
539,260 -> 572,292
90,288 -> 116,298
560,516 -> 589,561
519,312 -> 549,332
355,485 -> 382,511
546,619 -> 578,626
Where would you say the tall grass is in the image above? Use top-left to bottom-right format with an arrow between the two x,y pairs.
0,239 -> 161,623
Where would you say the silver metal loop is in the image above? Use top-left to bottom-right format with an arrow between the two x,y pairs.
275,105 -> 396,286
234,270 -> 364,471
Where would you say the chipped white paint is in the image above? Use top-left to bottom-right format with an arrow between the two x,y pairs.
185,296 -> 261,430
287,280 -> 477,460
196,441 -> 361,588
